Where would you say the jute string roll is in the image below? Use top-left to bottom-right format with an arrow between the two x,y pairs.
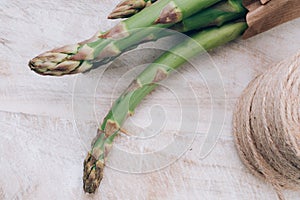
233,51 -> 300,199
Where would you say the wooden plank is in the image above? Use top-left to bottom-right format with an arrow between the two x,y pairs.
0,0 -> 300,199
1,111 -> 300,199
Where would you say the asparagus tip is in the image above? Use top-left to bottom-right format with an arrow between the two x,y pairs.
108,7 -> 138,19
108,0 -> 146,19
28,43 -> 96,76
83,153 -> 104,194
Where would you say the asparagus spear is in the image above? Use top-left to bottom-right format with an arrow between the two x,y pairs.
108,0 -> 157,19
29,0 -> 239,76
83,21 -> 248,193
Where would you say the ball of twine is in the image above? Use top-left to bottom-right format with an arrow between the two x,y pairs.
233,51 -> 300,199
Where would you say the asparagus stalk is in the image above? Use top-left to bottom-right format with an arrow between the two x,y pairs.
83,21 -> 248,193
29,0 -> 241,76
171,0 -> 247,32
108,0 -> 157,19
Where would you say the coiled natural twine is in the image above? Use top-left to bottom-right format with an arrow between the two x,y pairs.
233,51 -> 300,199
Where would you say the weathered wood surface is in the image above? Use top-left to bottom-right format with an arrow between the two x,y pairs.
0,0 -> 300,199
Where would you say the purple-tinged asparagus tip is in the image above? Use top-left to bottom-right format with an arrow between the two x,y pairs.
83,153 -> 104,194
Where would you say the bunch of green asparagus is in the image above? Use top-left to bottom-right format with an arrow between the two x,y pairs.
28,0 -> 248,194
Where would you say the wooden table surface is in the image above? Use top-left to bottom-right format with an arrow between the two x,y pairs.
0,0 -> 300,199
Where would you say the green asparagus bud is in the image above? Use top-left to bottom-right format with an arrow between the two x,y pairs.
108,0 -> 157,19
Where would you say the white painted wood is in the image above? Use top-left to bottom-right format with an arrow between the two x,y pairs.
0,0 -> 299,199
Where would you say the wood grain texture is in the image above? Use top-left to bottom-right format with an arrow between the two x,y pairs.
0,0 -> 300,199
